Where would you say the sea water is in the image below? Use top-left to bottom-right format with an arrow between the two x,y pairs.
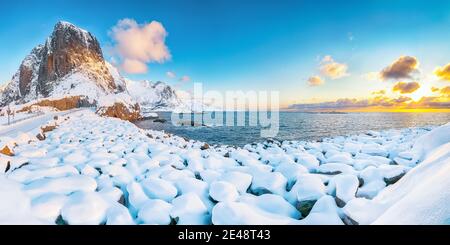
135,112 -> 450,147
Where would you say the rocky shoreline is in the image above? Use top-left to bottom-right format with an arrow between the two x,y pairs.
0,109 -> 448,224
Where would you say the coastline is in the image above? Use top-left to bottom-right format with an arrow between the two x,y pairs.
0,109 -> 449,224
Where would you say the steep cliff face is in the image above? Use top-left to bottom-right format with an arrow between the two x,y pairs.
37,21 -> 117,96
19,45 -> 44,96
0,21 -> 122,106
1,45 -> 44,104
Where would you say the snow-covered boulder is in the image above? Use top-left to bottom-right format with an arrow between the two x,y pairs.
209,181 -> 239,202
219,171 -> 253,194
297,195 -> 344,225
238,194 -> 301,219
212,202 -> 296,225
249,170 -> 287,196
60,191 -> 109,225
140,177 -> 178,202
0,176 -> 42,224
328,174 -> 359,207
137,199 -> 173,225
170,193 -> 211,225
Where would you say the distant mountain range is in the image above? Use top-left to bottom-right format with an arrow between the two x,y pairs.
0,21 -> 205,117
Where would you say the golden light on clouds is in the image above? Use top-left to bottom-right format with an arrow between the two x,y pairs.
319,56 -> 349,79
440,86 -> 450,95
307,76 -> 324,86
380,56 -> 419,80
299,54 -> 450,112
409,83 -> 432,101
392,81 -> 420,94
434,63 -> 450,81
371,89 -> 386,95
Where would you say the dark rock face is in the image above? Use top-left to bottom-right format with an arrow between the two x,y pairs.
20,45 -> 44,96
37,21 -> 115,96
18,64 -> 34,95
384,172 -> 406,186
335,196 -> 347,208
296,199 -> 317,217
0,45 -> 43,105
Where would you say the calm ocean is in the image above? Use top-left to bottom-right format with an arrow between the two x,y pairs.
134,112 -> 450,147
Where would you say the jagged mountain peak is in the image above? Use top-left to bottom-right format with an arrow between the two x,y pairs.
37,20 -> 117,96
48,21 -> 97,52
54,20 -> 87,31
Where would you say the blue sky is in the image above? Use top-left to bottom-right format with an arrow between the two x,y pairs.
1,0 -> 450,108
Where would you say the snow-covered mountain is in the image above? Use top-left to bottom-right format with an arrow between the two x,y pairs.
0,21 -> 200,115
125,79 -> 183,111
0,21 -> 123,105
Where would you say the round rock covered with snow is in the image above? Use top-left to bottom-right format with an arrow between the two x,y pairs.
140,177 -> 178,202
60,191 -> 109,225
138,199 -> 173,225
209,181 -> 239,202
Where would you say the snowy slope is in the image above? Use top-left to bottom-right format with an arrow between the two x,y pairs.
373,142 -> 450,224
125,79 -> 184,111
0,109 -> 448,225
371,124 -> 450,224
125,79 -> 216,112
343,123 -> 450,224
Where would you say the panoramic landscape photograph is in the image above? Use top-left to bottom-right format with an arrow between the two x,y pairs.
0,0 -> 449,234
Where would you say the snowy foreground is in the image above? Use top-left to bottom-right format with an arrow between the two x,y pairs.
0,109 -> 449,225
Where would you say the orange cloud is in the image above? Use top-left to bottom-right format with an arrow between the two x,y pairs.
320,56 -> 349,79
434,63 -> 450,81
110,18 -> 171,74
380,56 -> 419,80
289,96 -> 410,110
307,76 -> 324,86
371,89 -> 386,95
392,81 -> 420,94
288,94 -> 450,111
431,87 -> 440,92
440,86 -> 450,95
407,96 -> 450,108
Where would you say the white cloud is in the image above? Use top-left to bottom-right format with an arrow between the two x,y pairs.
166,71 -> 176,78
110,18 -> 171,74
322,55 -> 333,63
121,59 -> 148,74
